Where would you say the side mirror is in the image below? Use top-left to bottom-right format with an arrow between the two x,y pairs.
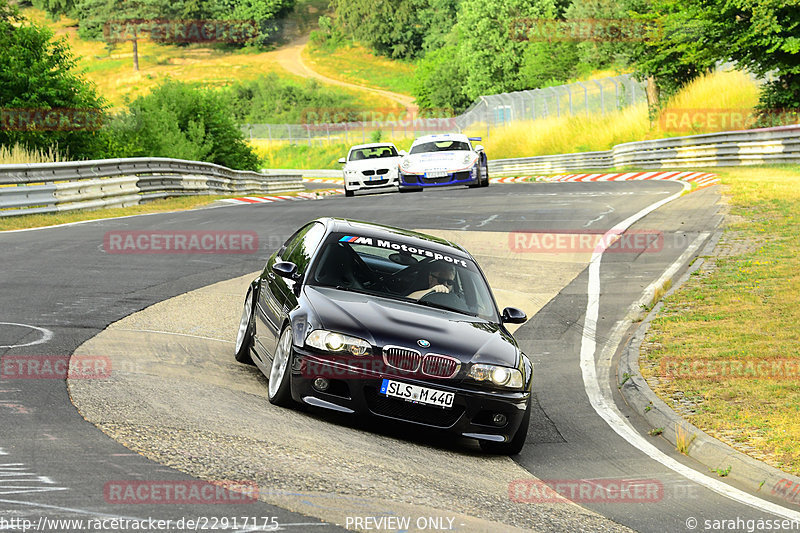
398,150 -> 407,156
501,307 -> 527,324
474,144 -> 485,153
338,157 -> 346,164
272,261 -> 298,279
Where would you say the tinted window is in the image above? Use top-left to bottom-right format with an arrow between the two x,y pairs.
409,140 -> 471,154
308,233 -> 499,321
284,222 -> 326,273
349,146 -> 398,160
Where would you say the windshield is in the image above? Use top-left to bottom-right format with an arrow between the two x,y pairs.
409,140 -> 471,154
307,233 -> 499,321
349,146 -> 398,160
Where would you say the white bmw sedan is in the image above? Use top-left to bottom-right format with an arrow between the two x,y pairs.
338,143 -> 404,197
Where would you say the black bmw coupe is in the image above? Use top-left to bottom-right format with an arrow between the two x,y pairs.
234,218 -> 533,454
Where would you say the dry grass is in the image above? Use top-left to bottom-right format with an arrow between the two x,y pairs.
0,144 -> 64,164
21,7 -> 390,110
642,165 -> 800,475
304,43 -> 417,96
473,70 -> 762,159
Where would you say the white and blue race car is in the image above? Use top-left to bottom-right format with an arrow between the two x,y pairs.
398,133 -> 489,192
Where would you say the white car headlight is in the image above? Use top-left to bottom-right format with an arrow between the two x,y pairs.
401,159 -> 411,170
463,154 -> 473,165
306,330 -> 371,357
468,363 -> 524,389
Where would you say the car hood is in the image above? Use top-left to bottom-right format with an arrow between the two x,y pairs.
402,151 -> 477,172
303,285 -> 518,366
345,158 -> 401,170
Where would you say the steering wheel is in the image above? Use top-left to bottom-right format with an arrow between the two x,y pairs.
419,290 -> 465,309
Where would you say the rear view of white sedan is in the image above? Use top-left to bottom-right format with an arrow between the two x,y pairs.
338,143 -> 404,197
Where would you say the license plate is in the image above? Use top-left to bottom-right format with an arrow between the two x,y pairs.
380,379 -> 454,409
426,171 -> 448,178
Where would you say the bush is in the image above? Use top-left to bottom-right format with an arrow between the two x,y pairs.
0,1 -> 108,159
103,80 -> 260,170
226,73 -> 368,124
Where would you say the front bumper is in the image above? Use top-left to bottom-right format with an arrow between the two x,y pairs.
400,166 -> 479,188
345,172 -> 399,191
290,348 -> 530,443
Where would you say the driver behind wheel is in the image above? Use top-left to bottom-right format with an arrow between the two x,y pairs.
407,262 -> 456,300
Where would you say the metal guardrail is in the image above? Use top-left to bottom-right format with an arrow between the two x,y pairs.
0,157 -> 303,217
489,124 -> 800,175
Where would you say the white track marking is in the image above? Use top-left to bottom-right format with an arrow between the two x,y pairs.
0,323 -> 53,348
579,181 -> 800,520
115,328 -> 234,343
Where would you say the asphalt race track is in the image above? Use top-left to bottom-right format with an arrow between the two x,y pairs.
2,182 -> 798,532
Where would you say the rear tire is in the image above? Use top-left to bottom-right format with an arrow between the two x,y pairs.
268,326 -> 294,407
234,289 -> 256,365
479,398 -> 530,455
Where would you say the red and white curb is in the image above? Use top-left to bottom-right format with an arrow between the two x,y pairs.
491,171 -> 719,187
220,189 -> 342,205
303,177 -> 343,185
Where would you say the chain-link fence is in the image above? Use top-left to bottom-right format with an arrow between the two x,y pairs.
241,74 -> 648,144
455,74 -> 647,133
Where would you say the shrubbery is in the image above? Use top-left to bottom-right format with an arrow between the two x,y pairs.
102,80 -> 261,170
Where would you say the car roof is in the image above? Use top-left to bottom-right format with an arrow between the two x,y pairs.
348,143 -> 398,150
318,218 -> 470,258
411,133 -> 470,146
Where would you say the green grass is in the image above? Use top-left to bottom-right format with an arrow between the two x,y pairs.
0,190 -> 312,231
642,165 -> 800,475
305,42 -> 417,96
251,137 -> 415,169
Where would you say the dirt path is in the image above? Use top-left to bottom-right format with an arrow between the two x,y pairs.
274,36 -> 418,113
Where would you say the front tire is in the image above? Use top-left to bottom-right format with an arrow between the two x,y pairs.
479,398 -> 530,455
480,159 -> 490,187
468,164 -> 482,188
268,326 -> 294,406
344,183 -> 354,197
234,288 -> 255,365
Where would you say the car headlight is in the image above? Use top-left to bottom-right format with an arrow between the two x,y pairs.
401,159 -> 411,170
463,154 -> 473,165
306,329 -> 371,357
468,364 -> 523,389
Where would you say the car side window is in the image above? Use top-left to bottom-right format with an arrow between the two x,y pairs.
285,222 -> 326,273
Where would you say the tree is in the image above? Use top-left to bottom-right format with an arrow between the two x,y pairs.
1,0 -> 107,158
413,44 -> 473,113
330,0 -> 428,59
455,0 -> 558,100
76,0 -> 174,71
